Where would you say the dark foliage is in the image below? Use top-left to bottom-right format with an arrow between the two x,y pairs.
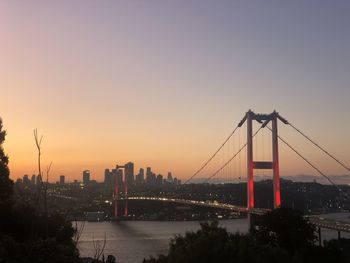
0,118 -> 13,203
106,255 -> 117,263
144,209 -> 350,263
253,208 -> 317,253
144,221 -> 295,263
0,236 -> 79,263
0,118 -> 80,263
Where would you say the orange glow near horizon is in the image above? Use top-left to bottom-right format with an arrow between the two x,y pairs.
1,2 -> 350,184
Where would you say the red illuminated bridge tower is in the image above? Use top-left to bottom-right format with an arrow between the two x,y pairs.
238,110 -> 288,210
114,165 -> 128,218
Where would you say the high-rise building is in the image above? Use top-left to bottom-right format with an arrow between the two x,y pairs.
146,171 -> 156,185
146,167 -> 152,176
23,175 -> 30,185
37,174 -> 42,184
156,174 -> 163,185
31,175 -> 36,185
116,169 -> 123,189
146,167 -> 152,184
104,169 -> 113,186
124,162 -> 134,186
16,178 -> 23,184
83,170 -> 90,185
167,172 -> 173,183
59,175 -> 65,185
135,168 -> 144,185
140,168 -> 144,181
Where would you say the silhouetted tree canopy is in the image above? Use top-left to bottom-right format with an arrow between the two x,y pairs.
0,118 -> 13,203
144,221 -> 295,263
0,118 -> 80,263
253,208 -> 317,253
144,209 -> 350,263
106,255 -> 117,263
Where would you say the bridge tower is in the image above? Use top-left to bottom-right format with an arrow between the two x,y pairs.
114,173 -> 119,217
114,165 -> 129,218
239,110 -> 288,209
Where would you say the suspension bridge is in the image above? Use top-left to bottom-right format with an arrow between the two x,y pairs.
113,110 -> 350,234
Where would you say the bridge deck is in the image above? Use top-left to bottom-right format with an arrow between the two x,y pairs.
121,196 -> 350,232
119,196 -> 269,215
307,216 -> 350,233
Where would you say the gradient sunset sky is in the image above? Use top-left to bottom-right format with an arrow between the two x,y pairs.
1,1 -> 349,182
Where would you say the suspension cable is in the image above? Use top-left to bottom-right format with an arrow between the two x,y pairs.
184,125 -> 240,184
203,127 -> 263,184
266,127 -> 347,198
289,122 -> 350,172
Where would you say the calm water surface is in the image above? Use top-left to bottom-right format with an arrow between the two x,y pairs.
77,219 -> 249,263
77,213 -> 350,263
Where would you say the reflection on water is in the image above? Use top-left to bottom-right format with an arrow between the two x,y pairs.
77,213 -> 350,263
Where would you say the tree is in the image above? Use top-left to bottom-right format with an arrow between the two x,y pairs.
253,208 -> 317,253
106,255 -> 117,263
0,118 -> 13,203
144,210 -> 350,263
143,221 -> 297,263
0,119 -> 80,263
164,221 -> 233,263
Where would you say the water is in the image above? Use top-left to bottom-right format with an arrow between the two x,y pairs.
318,212 -> 350,242
77,213 -> 350,263
77,219 -> 249,263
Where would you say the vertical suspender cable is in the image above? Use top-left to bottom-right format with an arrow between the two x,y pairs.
184,125 -> 240,184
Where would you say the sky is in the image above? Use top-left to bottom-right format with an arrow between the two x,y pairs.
0,1 -> 349,182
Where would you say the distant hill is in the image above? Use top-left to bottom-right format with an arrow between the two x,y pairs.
189,174 -> 350,185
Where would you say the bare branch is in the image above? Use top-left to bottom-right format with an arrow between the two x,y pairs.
73,218 -> 86,245
92,233 -> 107,260
33,129 -> 43,213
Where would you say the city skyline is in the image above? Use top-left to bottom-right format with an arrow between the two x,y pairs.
1,1 -> 350,182
17,161 -> 179,184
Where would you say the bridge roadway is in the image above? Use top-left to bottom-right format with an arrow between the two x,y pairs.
306,216 -> 350,233
50,193 -> 350,233
120,196 -> 350,233
119,196 -> 271,216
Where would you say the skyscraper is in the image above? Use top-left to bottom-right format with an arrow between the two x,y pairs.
135,168 -> 144,185
111,168 -> 117,187
124,162 -> 134,186
156,174 -> 163,185
139,168 -> 144,181
23,175 -> 30,186
146,167 -> 152,184
59,175 -> 65,185
146,170 -> 156,185
37,174 -> 42,184
104,169 -> 113,187
167,172 -> 173,183
117,169 -> 123,188
31,174 -> 36,185
83,170 -> 90,185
